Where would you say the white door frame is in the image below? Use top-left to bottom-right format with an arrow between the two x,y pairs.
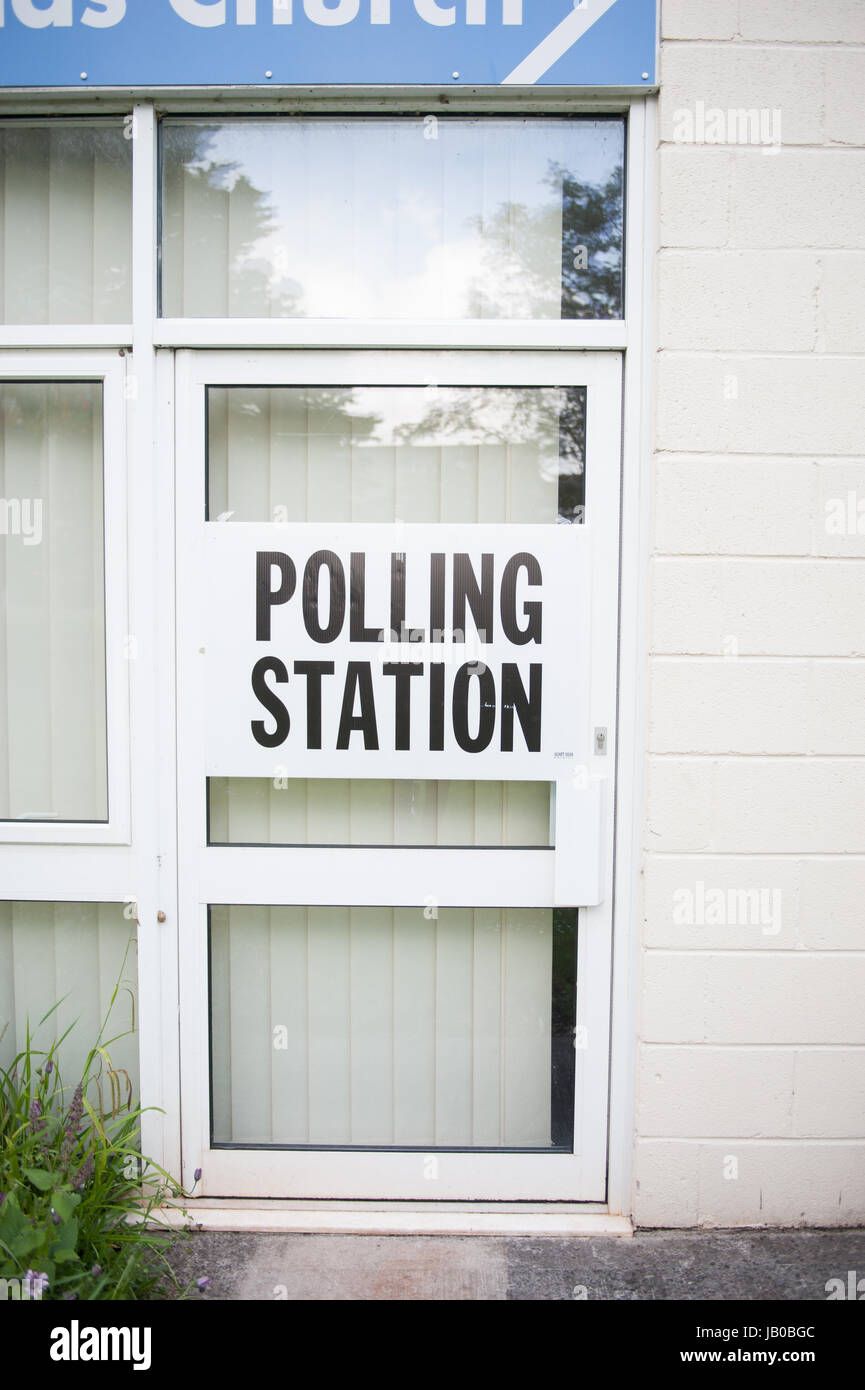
175,347 -> 622,1202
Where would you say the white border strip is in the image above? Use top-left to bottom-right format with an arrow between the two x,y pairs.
502,0 -> 620,86
605,97 -> 656,1220
154,1205 -> 633,1237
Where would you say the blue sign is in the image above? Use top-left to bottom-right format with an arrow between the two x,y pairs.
0,0 -> 657,89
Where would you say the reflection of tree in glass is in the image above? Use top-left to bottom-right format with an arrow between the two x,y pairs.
466,200 -> 567,319
464,160 -> 623,321
302,388 -> 384,454
231,387 -> 381,441
163,126 -> 303,317
551,908 -> 578,1148
558,162 -> 624,319
392,387 -> 586,523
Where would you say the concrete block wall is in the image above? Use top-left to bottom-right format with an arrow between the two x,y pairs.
633,0 -> 865,1226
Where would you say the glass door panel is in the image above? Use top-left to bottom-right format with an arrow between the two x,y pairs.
210,905 -> 577,1152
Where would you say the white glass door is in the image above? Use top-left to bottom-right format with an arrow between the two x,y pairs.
176,349 -> 621,1201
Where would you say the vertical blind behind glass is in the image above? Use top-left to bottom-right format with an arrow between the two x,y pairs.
0,123 -> 132,325
0,902 -> 138,1100
211,905 -> 576,1151
207,384 -> 585,525
0,383 -> 107,822
210,778 -> 552,848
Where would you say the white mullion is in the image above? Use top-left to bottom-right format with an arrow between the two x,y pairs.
606,95 -> 656,1219
154,319 -> 628,351
0,326 -> 133,348
185,348 -> 616,390
202,848 -> 557,910
0,847 -> 137,901
175,351 -> 211,1187
152,346 -> 182,1179
127,100 -> 172,1168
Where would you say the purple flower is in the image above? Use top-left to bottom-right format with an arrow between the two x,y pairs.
66,1082 -> 84,1131
72,1153 -> 95,1191
44,1060 -> 53,1075
91,1264 -> 102,1277
25,1270 -> 49,1298
193,1168 -> 202,1183
61,1082 -> 84,1163
51,1211 -> 61,1225
196,1276 -> 212,1292
0,1193 -> 5,1206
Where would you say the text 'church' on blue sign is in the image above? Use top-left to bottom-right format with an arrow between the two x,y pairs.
0,0 -> 658,89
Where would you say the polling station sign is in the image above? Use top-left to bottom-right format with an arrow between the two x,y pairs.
202,523 -> 590,780
0,0 -> 657,89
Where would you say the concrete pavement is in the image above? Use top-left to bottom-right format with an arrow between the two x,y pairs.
166,1228 -> 865,1301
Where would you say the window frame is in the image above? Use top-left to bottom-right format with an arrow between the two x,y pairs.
157,110 -> 627,330
0,93 -> 655,1217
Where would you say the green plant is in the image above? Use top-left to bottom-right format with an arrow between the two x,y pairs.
0,974 -> 196,1301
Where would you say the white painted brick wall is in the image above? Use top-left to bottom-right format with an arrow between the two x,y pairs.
634,1142 -> 865,1229
659,45 -> 824,147
821,258 -> 865,351
635,0 -> 865,1227
656,357 -> 865,453
652,456 -> 817,555
650,560 -> 865,656
648,660 -> 865,755
731,152 -> 865,248
737,1 -> 865,45
643,856 -> 865,952
824,52 -> 865,145
657,253 -> 820,352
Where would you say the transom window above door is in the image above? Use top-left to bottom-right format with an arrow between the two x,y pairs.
161,116 -> 625,321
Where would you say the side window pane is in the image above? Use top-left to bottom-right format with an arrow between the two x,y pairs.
162,117 -> 624,321
0,902 -> 137,1095
0,123 -> 132,325
0,383 -> 107,822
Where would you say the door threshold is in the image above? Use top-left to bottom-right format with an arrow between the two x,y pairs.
153,1199 -> 633,1238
